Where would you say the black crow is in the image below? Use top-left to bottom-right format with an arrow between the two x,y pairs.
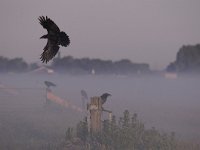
81,90 -> 88,111
38,16 -> 70,63
81,90 -> 88,101
44,81 -> 56,88
100,93 -> 111,105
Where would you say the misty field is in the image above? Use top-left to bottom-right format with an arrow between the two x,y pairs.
0,74 -> 200,149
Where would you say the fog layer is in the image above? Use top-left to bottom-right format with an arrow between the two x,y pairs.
0,74 -> 199,148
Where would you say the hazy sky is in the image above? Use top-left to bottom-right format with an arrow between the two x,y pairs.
0,0 -> 200,69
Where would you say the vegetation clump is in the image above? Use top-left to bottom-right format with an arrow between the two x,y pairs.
65,110 -> 178,150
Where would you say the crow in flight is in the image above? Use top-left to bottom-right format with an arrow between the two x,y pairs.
38,16 -> 70,63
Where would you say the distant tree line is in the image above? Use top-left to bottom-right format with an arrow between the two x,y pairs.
167,44 -> 200,73
0,56 -> 39,73
52,56 -> 150,75
0,55 -> 150,75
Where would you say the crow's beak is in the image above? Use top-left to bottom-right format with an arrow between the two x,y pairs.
40,35 -> 48,39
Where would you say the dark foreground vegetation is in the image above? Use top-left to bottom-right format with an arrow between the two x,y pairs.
63,110 -> 200,150
0,106 -> 199,150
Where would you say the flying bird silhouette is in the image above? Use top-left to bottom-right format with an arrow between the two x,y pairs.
100,93 -> 111,105
38,16 -> 70,63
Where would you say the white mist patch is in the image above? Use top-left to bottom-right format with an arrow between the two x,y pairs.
0,74 -> 200,143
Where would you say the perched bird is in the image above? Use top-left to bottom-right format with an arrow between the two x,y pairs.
38,16 -> 70,63
81,90 -> 89,101
81,90 -> 88,111
100,93 -> 111,105
44,81 -> 56,88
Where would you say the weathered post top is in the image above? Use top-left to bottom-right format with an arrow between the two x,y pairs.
90,96 -> 102,109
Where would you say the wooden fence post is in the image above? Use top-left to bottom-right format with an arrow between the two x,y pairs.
89,96 -> 102,134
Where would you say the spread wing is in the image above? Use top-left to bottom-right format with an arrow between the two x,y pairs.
59,31 -> 70,47
40,40 -> 60,63
38,16 -> 70,63
38,16 -> 60,34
